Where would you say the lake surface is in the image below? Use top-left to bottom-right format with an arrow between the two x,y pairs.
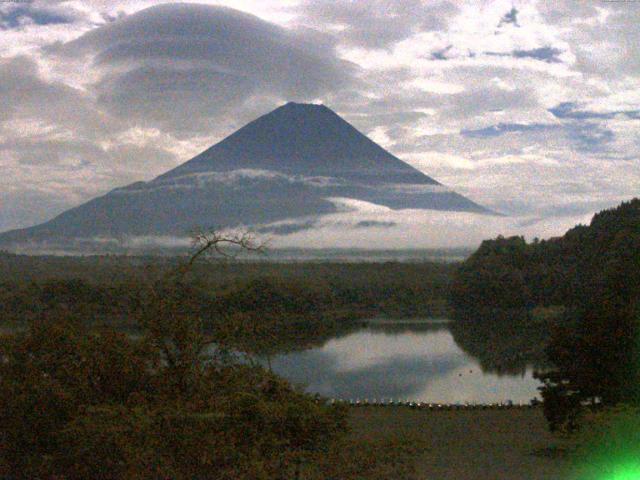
267,320 -> 542,404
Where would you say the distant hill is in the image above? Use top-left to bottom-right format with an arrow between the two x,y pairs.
0,102 -> 490,248
450,197 -> 640,311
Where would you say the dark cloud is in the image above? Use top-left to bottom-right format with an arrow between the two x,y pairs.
295,0 -> 458,50
257,220 -> 317,235
430,45 -> 453,61
461,123 -> 553,138
550,102 -> 640,120
0,2 -> 80,30
354,220 -> 397,228
513,47 -> 562,63
461,120 -> 615,154
0,56 -> 117,137
485,47 -> 563,63
569,122 -> 615,153
498,7 -> 519,28
54,3 -> 356,135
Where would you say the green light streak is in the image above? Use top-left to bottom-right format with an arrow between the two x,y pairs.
606,463 -> 640,480
569,406 -> 640,480
602,463 -> 640,480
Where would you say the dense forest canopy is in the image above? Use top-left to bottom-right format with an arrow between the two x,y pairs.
0,257 -> 455,357
451,198 -> 640,431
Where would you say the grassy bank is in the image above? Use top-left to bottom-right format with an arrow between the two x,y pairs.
348,406 -> 570,480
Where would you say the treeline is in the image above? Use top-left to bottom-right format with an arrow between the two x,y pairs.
0,257 -> 454,326
449,236 -> 573,311
450,199 -> 640,431
0,236 -> 424,479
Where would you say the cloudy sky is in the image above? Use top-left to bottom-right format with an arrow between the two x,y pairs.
1,0 -> 639,246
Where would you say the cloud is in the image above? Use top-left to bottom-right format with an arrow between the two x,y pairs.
0,1 -> 82,30
538,2 -> 640,76
0,56 -> 104,131
430,45 -> 453,61
497,7 -> 519,28
294,0 -> 459,50
550,102 -> 640,120
462,122 -> 553,138
485,47 -> 563,63
111,169 -> 346,196
460,120 -> 615,154
512,46 -> 561,63
53,3 -> 356,135
261,203 -> 597,249
354,220 -> 396,229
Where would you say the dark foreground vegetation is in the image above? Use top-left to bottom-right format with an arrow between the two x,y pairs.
451,199 -> 640,436
0,234 -> 428,479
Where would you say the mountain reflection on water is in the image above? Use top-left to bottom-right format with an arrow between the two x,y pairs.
267,318 -> 545,404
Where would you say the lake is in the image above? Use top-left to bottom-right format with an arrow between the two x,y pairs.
266,320 -> 542,404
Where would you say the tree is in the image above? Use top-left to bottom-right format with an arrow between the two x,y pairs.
534,200 -> 640,431
0,230 -> 349,479
451,198 -> 640,432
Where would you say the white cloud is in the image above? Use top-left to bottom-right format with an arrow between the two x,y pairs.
319,329 -> 462,373
0,0 -> 638,245
264,201 -> 595,250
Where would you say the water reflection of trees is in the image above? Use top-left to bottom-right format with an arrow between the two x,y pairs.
365,321 -> 450,335
449,309 -> 551,376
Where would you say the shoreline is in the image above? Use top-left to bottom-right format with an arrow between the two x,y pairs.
363,317 -> 453,325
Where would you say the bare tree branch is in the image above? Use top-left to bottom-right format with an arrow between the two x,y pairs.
163,229 -> 266,282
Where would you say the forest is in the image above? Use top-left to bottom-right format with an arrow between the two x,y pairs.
0,239 -> 451,479
450,198 -> 640,432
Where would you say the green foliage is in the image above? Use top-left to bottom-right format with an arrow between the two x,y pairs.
450,234 -> 570,311
0,238 -> 354,479
0,311 -> 349,479
0,234 -> 445,478
0,258 -> 455,354
0,311 -> 158,478
535,200 -> 640,432
452,198 -> 640,432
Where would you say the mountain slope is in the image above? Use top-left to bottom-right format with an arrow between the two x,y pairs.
160,102 -> 438,184
0,102 -> 491,247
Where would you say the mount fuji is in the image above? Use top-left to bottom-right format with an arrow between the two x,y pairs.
0,102 -> 492,248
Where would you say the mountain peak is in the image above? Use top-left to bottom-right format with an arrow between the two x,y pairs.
160,101 -> 437,185
261,100 -> 336,121
281,101 -> 326,109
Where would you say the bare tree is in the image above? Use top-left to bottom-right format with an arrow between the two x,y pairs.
137,229 -> 265,392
